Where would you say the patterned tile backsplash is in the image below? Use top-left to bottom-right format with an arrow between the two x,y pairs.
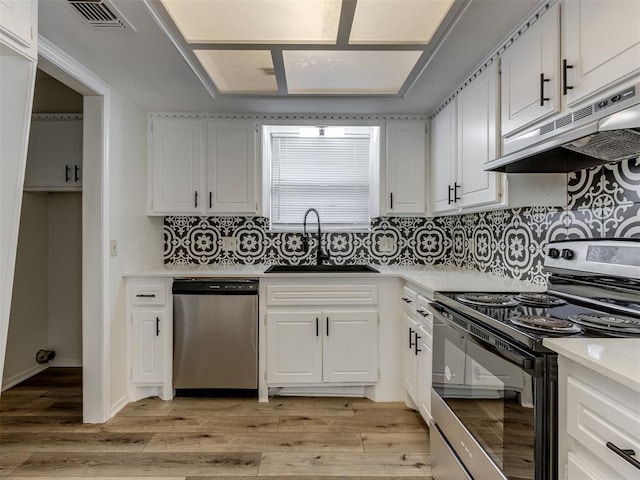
165,158 -> 640,284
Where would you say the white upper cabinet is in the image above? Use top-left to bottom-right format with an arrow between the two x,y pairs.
501,2 -> 560,136
562,0 -> 640,107
430,63 -> 503,215
457,63 -> 500,209
149,118 -> 204,215
0,0 -> 37,59
385,121 -> 426,215
149,117 -> 258,216
430,101 -> 457,214
206,119 -> 257,214
24,118 -> 83,191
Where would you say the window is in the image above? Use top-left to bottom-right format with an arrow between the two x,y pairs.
263,125 -> 379,231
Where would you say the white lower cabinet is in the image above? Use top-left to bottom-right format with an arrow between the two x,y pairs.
266,309 -> 378,385
559,356 -> 640,480
127,278 -> 173,401
401,284 -> 433,423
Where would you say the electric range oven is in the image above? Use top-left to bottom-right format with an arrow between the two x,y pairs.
428,239 -> 640,480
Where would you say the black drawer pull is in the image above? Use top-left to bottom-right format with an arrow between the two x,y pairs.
562,59 -> 574,95
540,73 -> 550,106
447,185 -> 453,204
607,442 -> 640,470
326,317 -> 329,336
316,317 -> 319,337
409,327 -> 415,348
156,317 -> 160,336
136,293 -> 156,298
390,192 -> 393,210
453,182 -> 461,201
74,165 -> 80,182
65,165 -> 71,182
414,334 -> 421,355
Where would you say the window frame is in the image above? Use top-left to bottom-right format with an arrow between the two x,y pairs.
262,122 -> 380,232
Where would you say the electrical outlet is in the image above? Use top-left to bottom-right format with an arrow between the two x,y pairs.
379,236 -> 396,253
221,236 -> 236,252
110,239 -> 118,257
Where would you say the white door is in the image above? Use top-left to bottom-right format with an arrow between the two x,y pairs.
417,325 -> 432,422
149,118 -> 203,214
24,119 -> 83,190
457,63 -> 500,209
430,100 -> 458,214
501,2 -> 560,136
403,313 -> 420,403
206,120 -> 257,214
131,311 -> 164,383
562,0 -> 640,107
266,311 -> 322,384
385,122 -> 426,215
322,310 -> 378,383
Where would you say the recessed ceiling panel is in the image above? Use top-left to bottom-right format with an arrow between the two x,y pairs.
160,0 -> 341,44
194,50 -> 278,93
283,50 -> 422,94
349,0 -> 455,44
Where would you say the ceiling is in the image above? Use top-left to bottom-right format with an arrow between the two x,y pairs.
38,0 -> 539,115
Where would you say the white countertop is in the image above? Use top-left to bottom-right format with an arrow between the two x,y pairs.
124,264 -> 546,297
544,338 -> 640,392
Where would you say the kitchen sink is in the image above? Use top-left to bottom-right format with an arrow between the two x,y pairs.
264,264 -> 379,273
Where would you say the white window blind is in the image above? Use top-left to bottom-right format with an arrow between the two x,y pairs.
266,126 -> 377,230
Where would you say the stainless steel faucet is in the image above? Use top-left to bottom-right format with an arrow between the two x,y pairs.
302,208 -> 330,265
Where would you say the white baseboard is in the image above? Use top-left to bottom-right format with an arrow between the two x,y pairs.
49,357 -> 82,368
110,394 -> 129,418
1,364 -> 49,391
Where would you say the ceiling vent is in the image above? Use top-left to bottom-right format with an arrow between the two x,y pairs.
67,0 -> 134,30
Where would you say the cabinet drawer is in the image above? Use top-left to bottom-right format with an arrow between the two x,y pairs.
402,286 -> 417,312
131,284 -> 166,305
416,294 -> 432,331
266,285 -> 378,306
567,376 -> 640,479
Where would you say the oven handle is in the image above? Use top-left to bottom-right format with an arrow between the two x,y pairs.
429,303 -> 542,376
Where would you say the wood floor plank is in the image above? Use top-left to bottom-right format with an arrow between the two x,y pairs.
77,415 -> 280,433
144,432 -> 364,453
10,452 -> 260,476
4,477 -> 185,480
169,398 -> 354,417
0,452 -> 32,476
278,414 -> 427,433
361,432 -> 430,453
258,452 -> 431,477
188,477 -> 431,480
0,432 -> 153,453
118,398 -> 175,417
0,415 -> 82,432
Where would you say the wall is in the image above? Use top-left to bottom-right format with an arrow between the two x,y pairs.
164,158 -> 640,284
108,90 -> 164,412
3,193 -> 50,387
33,69 -> 84,113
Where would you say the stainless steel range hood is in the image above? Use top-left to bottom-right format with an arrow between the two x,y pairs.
486,83 -> 640,173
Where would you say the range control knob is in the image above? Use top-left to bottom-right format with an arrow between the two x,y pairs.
561,248 -> 575,260
548,248 -> 560,259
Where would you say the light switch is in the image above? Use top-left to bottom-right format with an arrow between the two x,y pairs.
110,239 -> 118,257
221,236 -> 236,252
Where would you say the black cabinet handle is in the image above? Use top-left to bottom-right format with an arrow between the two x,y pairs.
390,192 -> 393,210
316,317 -> 319,337
414,334 -> 421,355
447,185 -> 453,204
454,182 -> 461,202
209,191 -> 213,209
409,327 -> 415,348
155,317 -> 160,336
326,317 -> 329,336
65,165 -> 71,182
135,293 -> 156,298
194,191 -> 198,208
562,59 -> 574,95
540,73 -> 550,106
607,442 -> 640,470
74,165 -> 80,182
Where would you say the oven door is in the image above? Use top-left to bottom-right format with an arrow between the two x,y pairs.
429,302 -> 554,480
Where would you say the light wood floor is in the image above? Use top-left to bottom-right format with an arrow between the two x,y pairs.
0,368 -> 432,478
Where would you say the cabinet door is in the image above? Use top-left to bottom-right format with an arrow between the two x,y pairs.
131,311 -> 165,383
24,119 -> 83,190
403,313 -> 420,402
563,0 -> 640,107
386,122 -> 426,215
417,325 -> 432,422
323,310 -> 378,383
149,119 -> 203,214
0,0 -> 35,52
206,120 -> 257,214
430,100 -> 457,214
266,311 -> 322,384
457,63 -> 501,209
501,3 -> 560,136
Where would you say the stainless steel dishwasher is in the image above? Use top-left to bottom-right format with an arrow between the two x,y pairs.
172,278 -> 258,391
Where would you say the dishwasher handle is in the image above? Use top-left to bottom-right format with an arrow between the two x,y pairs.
173,278 -> 258,295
